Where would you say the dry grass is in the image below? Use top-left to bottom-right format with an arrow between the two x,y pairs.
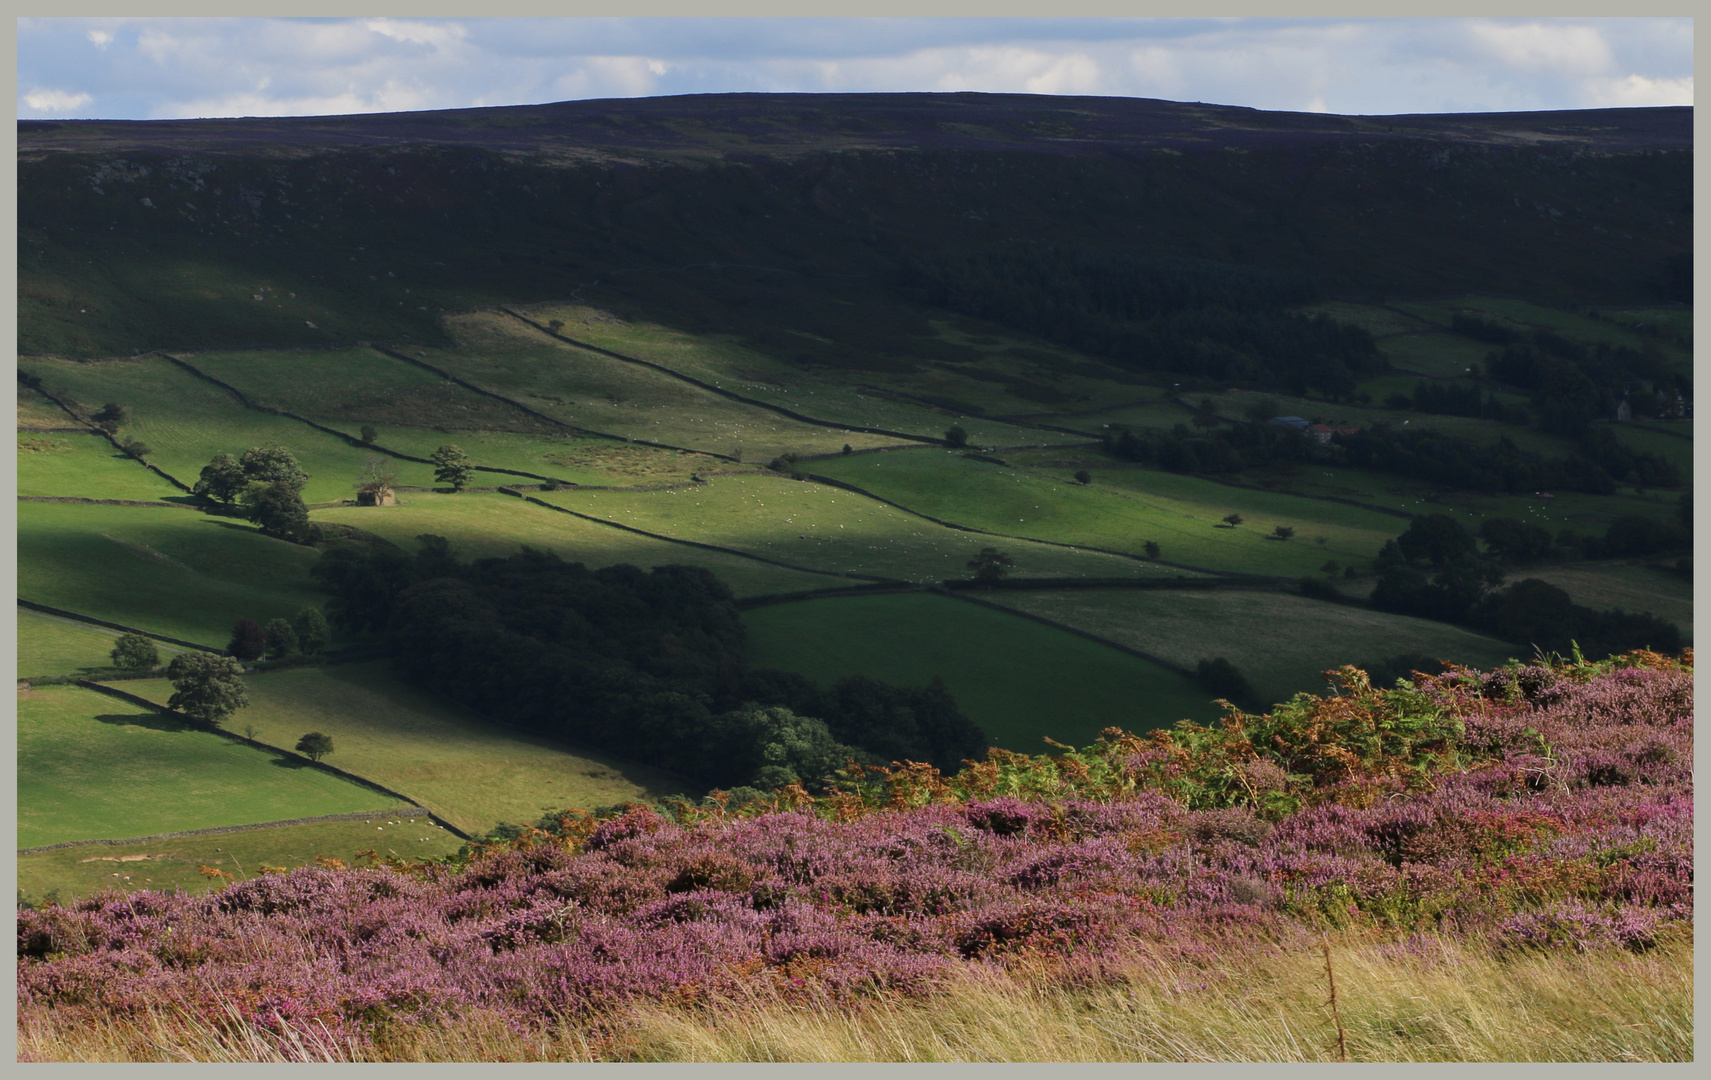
19,930 -> 1692,1062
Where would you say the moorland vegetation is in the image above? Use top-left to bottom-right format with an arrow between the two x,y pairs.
14,93 -> 1692,1060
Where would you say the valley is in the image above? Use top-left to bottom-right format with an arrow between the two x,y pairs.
15,92 -> 1690,907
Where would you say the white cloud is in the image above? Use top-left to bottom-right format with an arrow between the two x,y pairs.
12,17 -> 1696,121
363,19 -> 467,51
22,88 -> 93,111
1463,21 -> 1615,76
1583,75 -> 1694,109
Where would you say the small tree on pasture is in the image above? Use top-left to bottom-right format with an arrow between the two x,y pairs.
944,425 -> 969,449
1273,525 -> 1295,541
967,547 -> 1014,587
227,619 -> 267,661
119,438 -> 152,460
1074,470 -> 1092,485
242,481 -> 318,544
1144,540 -> 1162,560
193,452 -> 247,505
110,633 -> 159,670
263,618 -> 299,659
295,732 -> 334,763
292,607 -> 332,655
166,653 -> 249,729
431,444 -> 474,491
359,424 -> 378,445
1223,513 -> 1244,528
92,403 -> 129,433
240,444 -> 309,491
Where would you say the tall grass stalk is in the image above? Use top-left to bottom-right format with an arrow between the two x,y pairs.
19,931 -> 1691,1063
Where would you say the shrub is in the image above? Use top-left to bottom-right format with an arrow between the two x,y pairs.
109,633 -> 159,670
227,619 -> 266,661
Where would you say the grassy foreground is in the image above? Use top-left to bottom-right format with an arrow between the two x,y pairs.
17,928 -> 1691,1062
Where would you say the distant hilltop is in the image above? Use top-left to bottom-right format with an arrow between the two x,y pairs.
16,92 -> 1693,161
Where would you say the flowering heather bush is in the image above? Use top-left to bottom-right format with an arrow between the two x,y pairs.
18,652 -> 1691,1056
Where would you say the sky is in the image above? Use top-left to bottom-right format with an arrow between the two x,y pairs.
15,16 -> 1695,122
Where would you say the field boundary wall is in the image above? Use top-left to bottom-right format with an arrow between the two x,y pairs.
72,680 -> 475,841
500,307 -> 943,447
17,599 -> 222,653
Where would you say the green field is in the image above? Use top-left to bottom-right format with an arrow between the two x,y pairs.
311,490 -> 838,598
16,610 -> 188,679
420,311 -> 912,460
1605,424 -> 1693,485
20,354 -> 441,503
17,684 -> 402,848
743,592 -> 1222,751
17,431 -> 186,501
515,303 -> 1056,447
806,450 -> 1403,577
983,588 -> 1523,706
1376,333 -> 1499,379
1521,564 -> 1693,641
17,501 -> 326,647
18,816 -> 468,906
116,663 -> 687,837
534,469 -> 1183,584
17,386 -> 76,430
1294,301 -> 1435,338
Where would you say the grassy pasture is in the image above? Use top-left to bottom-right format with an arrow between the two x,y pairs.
1029,400 -> 1185,435
534,471 -> 1180,584
1293,301 -> 1434,337
1375,333 -> 1498,379
1519,564 -> 1692,641
1604,424 -> 1693,485
17,610 -> 187,679
183,346 -> 561,434
423,312 -> 909,460
18,816 -> 468,906
16,386 -> 77,430
17,684 -> 400,848
19,355 -> 440,503
1596,307 -> 1691,344
311,490 -> 838,598
513,304 -> 1045,447
742,592 -> 1222,750
17,501 -> 326,647
17,431 -> 184,501
117,663 -> 688,838
371,427 -> 720,487
806,450 -> 1402,577
985,588 -> 1521,705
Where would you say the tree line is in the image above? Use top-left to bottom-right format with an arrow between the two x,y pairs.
311,540 -> 990,796
899,245 -> 1385,397
1368,513 -> 1686,658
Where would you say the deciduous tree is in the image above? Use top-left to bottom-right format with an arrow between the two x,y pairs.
431,444 -> 473,491
193,452 -> 247,504
227,619 -> 266,661
967,547 -> 1014,586
295,731 -> 334,763
110,633 -> 159,670
292,607 -> 332,655
263,618 -> 299,659
166,653 -> 248,729
240,444 -> 309,491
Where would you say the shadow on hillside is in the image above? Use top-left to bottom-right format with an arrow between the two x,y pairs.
94,710 -> 188,733
267,756 -> 311,770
